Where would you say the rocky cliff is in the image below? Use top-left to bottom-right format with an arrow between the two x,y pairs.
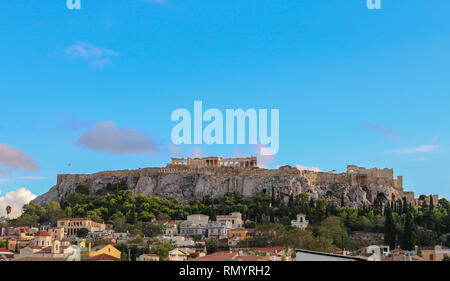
31,164 -> 412,208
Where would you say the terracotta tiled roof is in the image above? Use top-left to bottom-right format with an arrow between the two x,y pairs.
190,251 -> 237,261
144,254 -> 159,257
0,248 -> 12,253
35,231 -> 52,237
252,246 -> 286,254
234,256 -> 271,261
36,246 -> 53,254
15,257 -> 66,261
26,246 -> 43,250
190,251 -> 272,261
58,218 -> 91,221
84,254 -> 121,261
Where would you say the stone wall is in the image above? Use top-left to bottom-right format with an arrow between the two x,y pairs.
35,162 -> 425,208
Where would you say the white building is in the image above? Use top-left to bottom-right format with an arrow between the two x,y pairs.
206,222 -> 231,239
291,213 -> 309,229
186,214 -> 209,226
216,212 -> 243,229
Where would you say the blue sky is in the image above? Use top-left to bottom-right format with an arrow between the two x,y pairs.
0,0 -> 449,209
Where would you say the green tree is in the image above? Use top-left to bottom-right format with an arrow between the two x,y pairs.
318,216 -> 353,249
206,237 -> 219,253
76,228 -> 89,238
401,211 -> 417,250
149,241 -> 174,261
75,184 -> 90,195
6,205 -> 11,218
384,207 -> 396,249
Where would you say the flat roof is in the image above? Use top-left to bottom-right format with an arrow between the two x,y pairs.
295,249 -> 367,261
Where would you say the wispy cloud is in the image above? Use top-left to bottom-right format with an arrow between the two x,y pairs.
362,122 -> 399,140
76,121 -> 158,155
17,176 -> 48,180
65,41 -> 118,69
0,144 -> 39,175
393,145 -> 439,154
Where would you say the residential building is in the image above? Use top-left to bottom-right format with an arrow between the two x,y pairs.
248,246 -> 293,261
159,221 -> 178,236
216,212 -> 243,229
186,214 -> 209,226
189,251 -> 271,261
422,245 -> 450,261
228,228 -> 255,240
39,224 -> 51,232
0,248 -> 14,260
48,227 -> 65,241
180,224 -> 207,237
113,232 -> 129,241
206,222 -> 230,239
167,235 -> 195,247
90,229 -> 114,239
34,231 -> 53,247
88,244 -> 121,260
366,245 -> 390,260
0,226 -> 6,236
168,248 -> 189,261
138,253 -> 160,261
84,253 -> 121,261
291,213 -> 309,229
57,218 -> 106,237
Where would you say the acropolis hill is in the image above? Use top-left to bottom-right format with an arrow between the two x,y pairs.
31,156 -> 437,208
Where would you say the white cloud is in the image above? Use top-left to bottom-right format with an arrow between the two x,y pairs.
0,144 -> 39,175
18,176 -> 48,180
393,145 -> 439,154
0,188 -> 37,218
76,121 -> 158,155
65,41 -> 118,68
296,164 -> 321,172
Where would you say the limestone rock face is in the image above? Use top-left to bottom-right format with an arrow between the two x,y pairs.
31,166 -> 409,207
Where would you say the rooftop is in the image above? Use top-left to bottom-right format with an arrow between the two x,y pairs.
84,253 -> 122,261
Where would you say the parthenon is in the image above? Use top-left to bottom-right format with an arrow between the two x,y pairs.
170,156 -> 258,168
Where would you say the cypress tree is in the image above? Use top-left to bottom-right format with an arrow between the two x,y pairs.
341,193 -> 345,207
384,206 -> 396,249
402,211 -> 416,251
402,197 -> 408,214
430,195 -> 434,210
271,187 -> 275,207
421,199 -> 428,212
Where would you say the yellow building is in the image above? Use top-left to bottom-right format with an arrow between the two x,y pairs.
89,244 -> 121,260
228,228 -> 255,240
48,227 -> 65,240
422,246 -> 450,261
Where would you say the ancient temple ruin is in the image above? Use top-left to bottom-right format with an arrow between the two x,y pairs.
170,156 -> 257,168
